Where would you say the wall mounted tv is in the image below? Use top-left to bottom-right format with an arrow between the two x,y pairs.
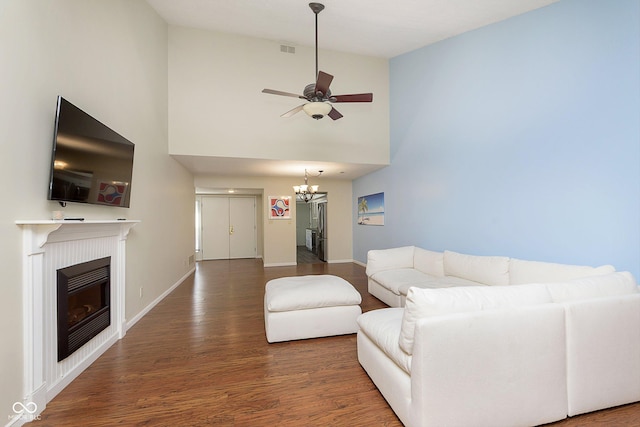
48,96 -> 135,208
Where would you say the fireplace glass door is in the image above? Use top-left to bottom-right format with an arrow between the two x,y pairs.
57,257 -> 111,361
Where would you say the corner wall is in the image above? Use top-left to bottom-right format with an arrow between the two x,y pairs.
354,0 -> 640,278
0,0 -> 195,418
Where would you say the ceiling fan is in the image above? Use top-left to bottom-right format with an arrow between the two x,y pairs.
261,2 -> 373,120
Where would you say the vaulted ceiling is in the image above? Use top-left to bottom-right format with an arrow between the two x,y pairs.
147,0 -> 557,58
147,0 -> 558,182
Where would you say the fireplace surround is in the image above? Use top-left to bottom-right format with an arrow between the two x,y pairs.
16,220 -> 138,419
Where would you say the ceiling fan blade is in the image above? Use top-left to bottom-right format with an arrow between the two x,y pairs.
328,107 -> 343,120
331,93 -> 373,103
281,104 -> 305,118
315,71 -> 334,96
262,88 -> 307,100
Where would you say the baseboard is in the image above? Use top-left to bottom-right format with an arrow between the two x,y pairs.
264,260 -> 365,267
126,266 -> 196,331
352,259 -> 367,268
264,262 -> 297,267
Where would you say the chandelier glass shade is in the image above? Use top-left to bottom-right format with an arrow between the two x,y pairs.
294,169 -> 320,202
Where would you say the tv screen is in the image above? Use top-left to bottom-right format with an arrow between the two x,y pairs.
48,96 -> 134,207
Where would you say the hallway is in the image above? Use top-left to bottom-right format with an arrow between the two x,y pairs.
296,245 -> 324,264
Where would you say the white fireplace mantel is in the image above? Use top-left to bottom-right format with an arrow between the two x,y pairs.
15,219 -> 139,421
16,219 -> 139,248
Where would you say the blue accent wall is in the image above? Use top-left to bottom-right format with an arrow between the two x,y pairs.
353,0 -> 640,278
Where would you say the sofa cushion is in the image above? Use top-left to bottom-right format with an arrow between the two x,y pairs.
443,250 -> 510,286
366,246 -> 415,277
413,248 -> 444,277
509,258 -> 615,285
397,276 -> 485,298
370,268 -> 437,296
357,308 -> 412,374
265,275 -> 361,312
545,271 -> 638,303
399,284 -> 552,354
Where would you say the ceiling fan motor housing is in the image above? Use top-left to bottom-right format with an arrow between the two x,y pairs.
304,83 -> 330,101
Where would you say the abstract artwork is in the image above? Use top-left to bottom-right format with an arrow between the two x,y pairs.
97,182 -> 128,207
269,196 -> 291,219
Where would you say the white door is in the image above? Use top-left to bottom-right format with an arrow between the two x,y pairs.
201,196 -> 256,260
229,197 -> 256,258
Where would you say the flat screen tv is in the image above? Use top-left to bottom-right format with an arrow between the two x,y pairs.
48,96 -> 134,207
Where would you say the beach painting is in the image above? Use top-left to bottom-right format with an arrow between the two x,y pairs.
357,192 -> 384,226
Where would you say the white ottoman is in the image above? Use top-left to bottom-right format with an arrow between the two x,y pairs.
264,275 -> 362,343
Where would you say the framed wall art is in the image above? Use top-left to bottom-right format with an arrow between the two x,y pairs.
357,192 -> 384,226
269,196 -> 291,220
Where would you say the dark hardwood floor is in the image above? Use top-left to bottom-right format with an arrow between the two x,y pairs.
38,260 -> 640,426
297,245 -> 323,264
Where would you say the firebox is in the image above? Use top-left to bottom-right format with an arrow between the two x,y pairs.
57,257 -> 111,361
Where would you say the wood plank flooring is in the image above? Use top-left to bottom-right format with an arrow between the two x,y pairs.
38,260 -> 640,426
296,245 -> 323,264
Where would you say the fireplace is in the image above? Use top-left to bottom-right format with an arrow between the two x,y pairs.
57,257 -> 111,361
17,220 -> 138,416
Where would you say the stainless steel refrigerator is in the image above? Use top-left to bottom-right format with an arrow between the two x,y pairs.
317,202 -> 327,261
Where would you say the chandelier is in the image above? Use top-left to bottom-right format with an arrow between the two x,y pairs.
294,169 -> 322,203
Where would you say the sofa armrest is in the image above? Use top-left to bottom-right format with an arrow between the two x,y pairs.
366,246 -> 415,277
563,293 -> 640,416
409,305 -> 567,427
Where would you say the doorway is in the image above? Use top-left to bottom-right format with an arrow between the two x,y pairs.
295,193 -> 327,264
198,196 -> 257,260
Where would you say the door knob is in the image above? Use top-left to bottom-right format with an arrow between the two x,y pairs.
229,225 -> 234,235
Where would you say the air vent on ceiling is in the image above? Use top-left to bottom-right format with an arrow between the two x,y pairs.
280,44 -> 295,54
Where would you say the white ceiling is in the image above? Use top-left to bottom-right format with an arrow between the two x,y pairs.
146,0 -> 557,58
147,0 -> 557,182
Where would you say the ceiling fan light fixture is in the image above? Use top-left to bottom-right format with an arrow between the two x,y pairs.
302,102 -> 332,120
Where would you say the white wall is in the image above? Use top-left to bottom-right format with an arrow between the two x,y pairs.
0,0 -> 195,417
168,26 -> 390,167
195,175 -> 353,265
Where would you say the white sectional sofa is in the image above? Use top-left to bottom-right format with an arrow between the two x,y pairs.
366,246 -> 616,307
357,271 -> 640,426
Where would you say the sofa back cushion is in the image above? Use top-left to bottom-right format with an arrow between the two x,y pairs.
443,250 -> 510,285
413,247 -> 444,277
509,258 -> 615,285
545,271 -> 638,303
399,284 -> 552,354
366,246 -> 415,277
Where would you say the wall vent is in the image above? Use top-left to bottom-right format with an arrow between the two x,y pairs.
280,44 -> 295,54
